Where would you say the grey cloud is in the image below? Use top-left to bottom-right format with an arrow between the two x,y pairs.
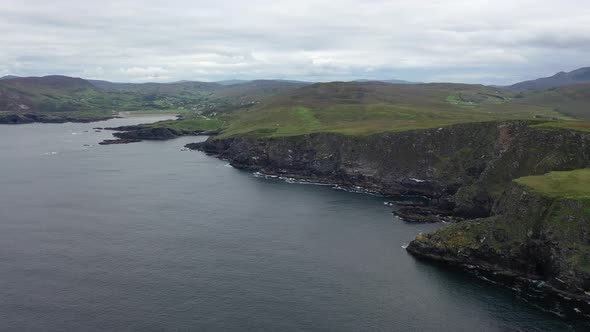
0,0 -> 588,84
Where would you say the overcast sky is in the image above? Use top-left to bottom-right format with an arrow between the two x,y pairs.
1,0 -> 589,84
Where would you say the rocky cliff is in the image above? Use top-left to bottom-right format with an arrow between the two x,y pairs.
187,120 -> 590,310
188,121 -> 590,218
407,183 -> 590,309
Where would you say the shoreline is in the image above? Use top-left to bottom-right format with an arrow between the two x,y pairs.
0,111 -> 179,125
0,113 -> 115,124
198,149 -> 590,320
185,123 -> 590,320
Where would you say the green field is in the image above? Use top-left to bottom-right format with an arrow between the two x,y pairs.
147,116 -> 224,132
0,76 -> 306,117
515,169 -> 590,200
217,82 -> 572,138
5,76 -> 590,139
530,120 -> 590,133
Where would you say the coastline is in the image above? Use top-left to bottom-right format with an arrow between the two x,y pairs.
193,144 -> 590,318
0,111 -> 180,125
185,121 -> 590,319
0,112 -> 115,124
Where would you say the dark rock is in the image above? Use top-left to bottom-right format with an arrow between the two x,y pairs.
393,207 -> 443,223
113,127 -> 181,140
188,120 -> 590,219
104,124 -> 149,131
98,138 -> 142,145
387,199 -> 429,207
185,120 -> 590,305
407,183 -> 590,310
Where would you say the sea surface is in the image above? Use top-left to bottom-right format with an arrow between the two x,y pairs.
0,116 -> 583,331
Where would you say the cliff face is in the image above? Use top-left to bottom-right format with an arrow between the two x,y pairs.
188,121 -> 590,218
407,183 -> 590,304
187,120 -> 590,309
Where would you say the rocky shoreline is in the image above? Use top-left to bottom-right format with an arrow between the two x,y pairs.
98,124 -> 220,145
186,120 -> 590,317
0,113 -> 114,124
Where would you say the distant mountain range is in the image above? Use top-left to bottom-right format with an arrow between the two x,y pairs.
2,68 -> 589,119
508,67 -> 590,90
5,68 -> 590,91
1,75 -> 417,86
353,79 -> 417,84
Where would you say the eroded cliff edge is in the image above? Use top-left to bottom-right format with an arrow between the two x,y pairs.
188,121 -> 590,216
407,182 -> 590,306
186,120 -> 590,305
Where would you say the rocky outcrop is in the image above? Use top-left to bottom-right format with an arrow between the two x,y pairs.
98,138 -> 142,145
187,120 -> 590,315
113,127 -> 182,140
100,125 -> 219,145
188,121 -> 590,218
407,183 -> 590,310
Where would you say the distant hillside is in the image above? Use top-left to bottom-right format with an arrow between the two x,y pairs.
354,79 -> 417,84
4,74 -> 590,127
517,82 -> 590,120
86,79 -> 221,93
509,67 -> 590,90
215,80 -> 250,85
0,75 -> 104,113
0,76 -> 308,116
0,75 -> 19,80
218,81 -> 570,137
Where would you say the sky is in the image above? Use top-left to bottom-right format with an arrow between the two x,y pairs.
1,0 -> 589,85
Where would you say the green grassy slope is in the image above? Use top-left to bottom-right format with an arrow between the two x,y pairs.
0,76 -> 111,116
3,76 -> 590,132
0,76 -> 307,118
516,83 -> 590,120
515,169 -> 590,200
218,82 -> 571,138
146,116 -> 224,132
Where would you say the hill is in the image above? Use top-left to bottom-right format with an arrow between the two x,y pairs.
217,81 -> 570,137
0,76 -> 308,119
0,75 -> 108,115
509,67 -> 590,90
516,82 -> 590,120
354,79 -> 417,84
87,79 -> 308,115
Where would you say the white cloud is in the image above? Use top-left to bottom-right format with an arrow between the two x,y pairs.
0,0 -> 588,84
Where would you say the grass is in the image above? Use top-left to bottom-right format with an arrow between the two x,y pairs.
515,169 -> 590,200
147,116 -> 224,132
5,77 -> 590,137
516,83 -> 590,120
530,120 -> 590,133
217,82 -> 570,138
118,109 -> 188,115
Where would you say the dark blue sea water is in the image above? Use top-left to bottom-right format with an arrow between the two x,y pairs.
0,116 -> 582,331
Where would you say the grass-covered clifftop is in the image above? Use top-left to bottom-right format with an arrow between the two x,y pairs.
408,170 -> 590,310
515,169 -> 590,200
192,116 -> 590,312
145,116 -> 224,132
